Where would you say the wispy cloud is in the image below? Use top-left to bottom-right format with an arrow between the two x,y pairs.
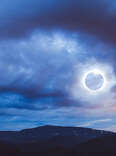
78,119 -> 112,127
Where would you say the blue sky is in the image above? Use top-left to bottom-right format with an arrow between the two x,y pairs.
0,0 -> 116,131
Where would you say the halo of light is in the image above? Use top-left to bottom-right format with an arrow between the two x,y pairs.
82,69 -> 107,93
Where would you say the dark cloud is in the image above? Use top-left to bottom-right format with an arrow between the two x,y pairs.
0,35 -> 74,101
0,88 -> 83,111
1,0 -> 116,45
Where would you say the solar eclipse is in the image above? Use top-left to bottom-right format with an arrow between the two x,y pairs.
83,69 -> 106,93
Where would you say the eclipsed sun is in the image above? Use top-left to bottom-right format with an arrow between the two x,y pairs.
83,69 -> 107,93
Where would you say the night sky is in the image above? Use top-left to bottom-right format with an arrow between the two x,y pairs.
1,0 -> 116,131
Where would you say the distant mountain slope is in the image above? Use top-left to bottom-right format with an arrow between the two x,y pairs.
19,134 -> 116,156
0,125 -> 114,144
0,125 -> 115,156
71,134 -> 116,156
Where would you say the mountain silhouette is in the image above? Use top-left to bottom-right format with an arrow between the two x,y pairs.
0,125 -> 115,156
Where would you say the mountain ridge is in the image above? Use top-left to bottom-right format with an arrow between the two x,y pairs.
0,125 -> 115,156
0,125 -> 114,144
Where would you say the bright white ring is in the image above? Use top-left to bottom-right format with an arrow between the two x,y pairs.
82,69 -> 106,93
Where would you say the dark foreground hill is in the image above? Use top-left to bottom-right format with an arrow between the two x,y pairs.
0,125 -> 116,156
0,125 -> 113,144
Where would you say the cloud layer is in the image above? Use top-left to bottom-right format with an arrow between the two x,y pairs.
0,0 -> 116,130
1,0 -> 116,44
